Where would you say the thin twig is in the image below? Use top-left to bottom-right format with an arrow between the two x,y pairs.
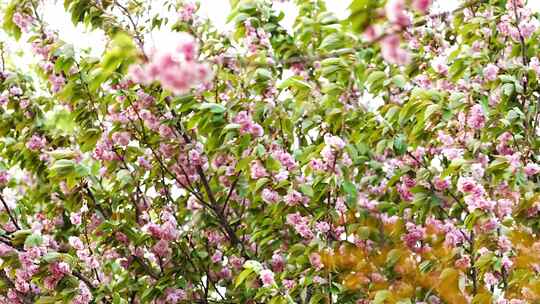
0,194 -> 20,230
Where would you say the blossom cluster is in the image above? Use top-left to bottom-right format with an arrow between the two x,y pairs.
129,34 -> 213,95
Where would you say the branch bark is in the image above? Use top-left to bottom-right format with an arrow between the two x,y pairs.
0,193 -> 20,230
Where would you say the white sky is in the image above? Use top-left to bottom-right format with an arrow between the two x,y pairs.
8,1 -> 457,61
4,0 -> 540,73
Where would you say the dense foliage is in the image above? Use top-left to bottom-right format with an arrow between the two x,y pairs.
2,0 -> 540,303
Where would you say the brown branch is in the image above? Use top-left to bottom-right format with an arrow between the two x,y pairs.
83,184 -> 109,218
222,171 -> 241,214
173,118 -> 249,257
114,0 -> 148,61
132,255 -> 160,280
72,270 -> 97,291
0,194 -> 20,230
0,44 -> 5,73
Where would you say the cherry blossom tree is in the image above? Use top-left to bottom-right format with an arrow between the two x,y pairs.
1,0 -> 540,303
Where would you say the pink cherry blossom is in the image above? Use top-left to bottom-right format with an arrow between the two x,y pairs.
385,0 -> 410,27
261,188 -> 279,204
26,135 -> 46,151
381,35 -> 410,65
467,104 -> 486,129
412,0 -> 431,13
260,269 -> 275,286
483,64 -> 499,81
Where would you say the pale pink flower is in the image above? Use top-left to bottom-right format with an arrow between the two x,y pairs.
26,135 -> 46,151
525,163 -> 540,176
112,131 -> 131,146
152,239 -> 171,258
483,272 -> 498,286
309,253 -> 323,270
211,250 -> 222,263
165,288 -> 186,303
454,255 -> 471,270
483,64 -> 499,81
49,74 -> 65,93
283,279 -> 296,289
69,236 -> 84,250
466,104 -> 486,129
431,56 -> 448,75
261,188 -> 279,204
260,269 -> 275,286
324,135 -> 346,150
412,0 -> 431,13
433,176 -> 450,191
12,12 -> 33,32
70,212 -> 82,226
381,35 -> 410,65
530,57 -> 540,75
385,0 -> 410,27
271,253 -> 285,272
180,2 -> 197,22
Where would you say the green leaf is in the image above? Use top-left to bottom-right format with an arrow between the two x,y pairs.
35,297 -> 57,304
386,249 -> 402,267
342,180 -> 357,201
116,169 -> 133,187
474,252 -> 494,270
24,233 -> 43,248
50,159 -> 76,177
366,71 -> 386,92
472,293 -> 492,304
254,178 -> 270,192
2,1 -> 22,40
309,293 -> 325,304
392,75 -> 407,88
11,229 -> 32,247
299,184 -> 314,197
235,268 -> 254,288
319,33 -> 344,51
393,134 -> 407,155
502,83 -> 514,96
464,212 -> 479,229
223,123 -> 241,131
278,76 -> 312,90
255,68 -> 272,81
348,0 -> 378,33
199,102 -> 226,114
424,104 -> 441,121
419,260 -> 433,273
243,260 -> 263,273
42,252 -> 62,263
373,290 -> 391,304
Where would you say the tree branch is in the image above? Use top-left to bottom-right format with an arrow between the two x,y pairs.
132,255 -> 160,280
0,194 -> 20,230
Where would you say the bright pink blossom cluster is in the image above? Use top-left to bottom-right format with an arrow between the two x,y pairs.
497,1 -> 537,42
310,135 -> 351,174
259,269 -> 275,287
244,20 -> 271,55
43,262 -> 71,290
129,34 -> 212,95
26,135 -> 47,151
232,111 -> 264,137
179,2 -> 196,22
286,212 -> 313,240
376,0 -> 432,65
401,222 -> 428,253
467,104 -> 486,129
12,12 -> 33,32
